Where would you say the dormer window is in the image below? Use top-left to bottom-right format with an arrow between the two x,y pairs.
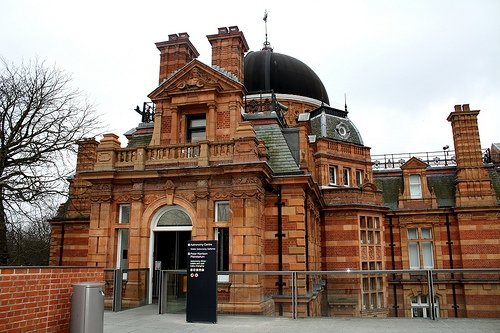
187,115 -> 206,142
409,174 -> 422,199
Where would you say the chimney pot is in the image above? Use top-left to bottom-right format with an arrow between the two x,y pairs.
454,105 -> 461,112
168,34 -> 178,41
462,104 -> 470,112
218,27 -> 229,34
178,32 -> 189,38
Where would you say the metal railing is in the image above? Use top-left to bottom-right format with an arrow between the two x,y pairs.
105,268 -> 500,319
371,148 -> 491,170
104,268 -> 149,312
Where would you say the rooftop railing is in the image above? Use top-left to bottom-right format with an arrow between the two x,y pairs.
371,148 -> 491,170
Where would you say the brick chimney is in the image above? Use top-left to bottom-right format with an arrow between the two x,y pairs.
155,32 -> 199,84
207,26 -> 249,82
447,104 -> 497,206
75,138 -> 98,172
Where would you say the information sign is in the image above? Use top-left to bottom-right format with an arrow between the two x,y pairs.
186,240 -> 218,323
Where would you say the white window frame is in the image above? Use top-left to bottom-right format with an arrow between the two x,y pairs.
343,167 -> 351,187
409,174 -> 422,199
215,201 -> 230,223
356,170 -> 363,186
411,294 -> 439,318
408,227 -> 434,269
215,227 -> 230,283
116,228 -> 129,279
329,166 -> 337,185
118,204 -> 130,224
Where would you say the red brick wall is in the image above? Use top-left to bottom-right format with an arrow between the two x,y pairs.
0,267 -> 104,333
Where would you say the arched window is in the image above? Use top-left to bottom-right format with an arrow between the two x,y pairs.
157,208 -> 192,227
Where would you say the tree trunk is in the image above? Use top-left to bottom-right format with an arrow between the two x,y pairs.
0,198 -> 9,265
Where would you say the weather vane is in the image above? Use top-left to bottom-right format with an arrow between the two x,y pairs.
262,9 -> 272,50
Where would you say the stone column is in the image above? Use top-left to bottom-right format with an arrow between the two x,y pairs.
207,103 -> 216,141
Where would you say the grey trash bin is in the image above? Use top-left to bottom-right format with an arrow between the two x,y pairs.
70,282 -> 104,333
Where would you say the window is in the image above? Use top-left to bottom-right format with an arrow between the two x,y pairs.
215,201 -> 230,222
116,229 -> 129,279
409,174 -> 422,199
360,216 -> 381,245
329,166 -> 337,185
343,167 -> 351,186
356,170 -> 363,186
187,115 -> 206,142
216,228 -> 229,282
411,295 -> 439,318
408,227 -> 434,269
118,204 -> 130,224
360,215 -> 385,310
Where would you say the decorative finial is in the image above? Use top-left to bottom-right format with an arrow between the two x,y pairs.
262,9 -> 273,51
344,93 -> 348,112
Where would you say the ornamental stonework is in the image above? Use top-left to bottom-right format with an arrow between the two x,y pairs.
233,176 -> 261,186
144,194 -> 163,206
176,68 -> 218,90
177,191 -> 196,203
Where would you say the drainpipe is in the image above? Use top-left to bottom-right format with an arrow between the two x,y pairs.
388,216 -> 398,317
445,212 -> 459,317
58,223 -> 65,266
276,186 -> 285,316
305,198 -> 310,283
304,197 -> 310,316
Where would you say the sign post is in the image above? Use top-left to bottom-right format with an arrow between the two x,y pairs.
186,240 -> 218,323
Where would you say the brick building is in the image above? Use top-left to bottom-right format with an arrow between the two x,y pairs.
49,26 -> 500,318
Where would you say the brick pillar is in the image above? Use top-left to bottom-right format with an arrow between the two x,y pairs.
75,138 -> 98,172
87,184 -> 113,267
207,26 -> 249,82
447,104 -> 496,206
155,32 -> 199,84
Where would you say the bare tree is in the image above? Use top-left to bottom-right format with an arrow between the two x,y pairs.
0,58 -> 100,265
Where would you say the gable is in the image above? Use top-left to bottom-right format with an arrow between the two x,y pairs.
148,60 -> 243,100
400,156 -> 429,170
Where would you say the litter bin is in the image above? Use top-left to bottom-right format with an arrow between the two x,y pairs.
70,282 -> 104,333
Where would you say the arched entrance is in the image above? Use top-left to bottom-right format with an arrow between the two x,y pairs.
149,206 -> 192,305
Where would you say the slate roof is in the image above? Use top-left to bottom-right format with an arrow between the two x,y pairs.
127,134 -> 152,148
427,174 -> 456,207
310,106 -> 363,145
374,177 -> 401,210
254,123 -> 301,174
375,173 -> 458,209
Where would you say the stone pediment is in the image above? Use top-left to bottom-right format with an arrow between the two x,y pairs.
400,156 -> 429,170
148,60 -> 243,99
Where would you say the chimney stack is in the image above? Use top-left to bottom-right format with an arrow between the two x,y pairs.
155,33 -> 199,84
447,104 -> 496,206
207,26 -> 249,82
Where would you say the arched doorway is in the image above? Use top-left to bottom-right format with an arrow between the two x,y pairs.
149,206 -> 192,305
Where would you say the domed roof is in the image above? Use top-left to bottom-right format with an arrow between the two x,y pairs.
244,50 -> 329,105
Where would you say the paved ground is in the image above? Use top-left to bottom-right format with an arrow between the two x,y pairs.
104,305 -> 500,333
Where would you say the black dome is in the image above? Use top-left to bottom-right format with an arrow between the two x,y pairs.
244,50 -> 329,105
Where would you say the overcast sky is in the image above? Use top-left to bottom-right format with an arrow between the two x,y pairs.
1,0 -> 499,155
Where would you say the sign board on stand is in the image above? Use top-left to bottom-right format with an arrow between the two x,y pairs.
186,240 -> 218,323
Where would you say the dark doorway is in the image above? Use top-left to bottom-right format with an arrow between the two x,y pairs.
153,230 -> 191,312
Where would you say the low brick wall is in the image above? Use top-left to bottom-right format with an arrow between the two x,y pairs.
0,266 -> 104,333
